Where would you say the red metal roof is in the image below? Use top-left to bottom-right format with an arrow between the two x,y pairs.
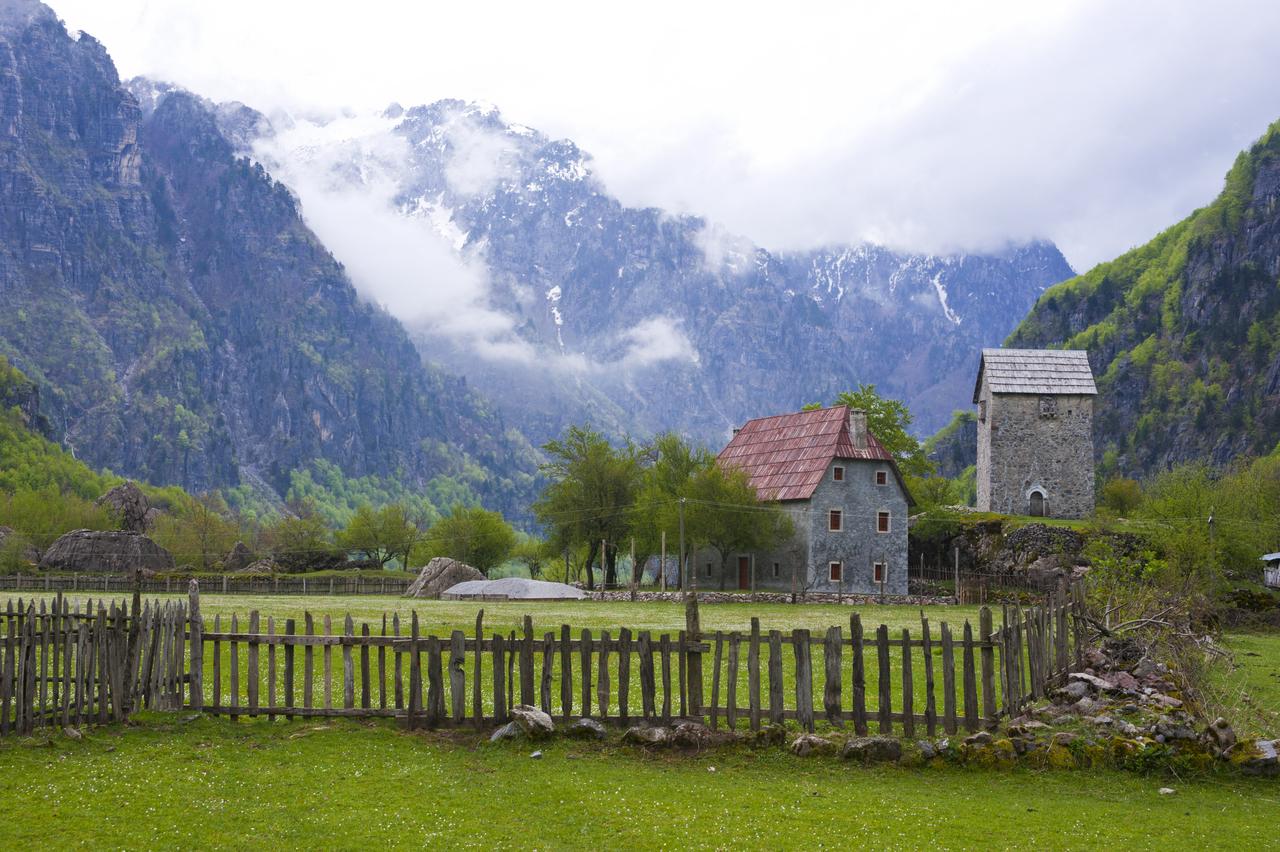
717,405 -> 896,502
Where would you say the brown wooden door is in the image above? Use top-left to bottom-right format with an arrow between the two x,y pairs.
738,556 -> 750,590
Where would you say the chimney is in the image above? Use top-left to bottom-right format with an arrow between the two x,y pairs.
848,408 -> 868,450
732,428 -> 741,437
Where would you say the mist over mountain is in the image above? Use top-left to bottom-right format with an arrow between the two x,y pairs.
251,100 -> 1075,447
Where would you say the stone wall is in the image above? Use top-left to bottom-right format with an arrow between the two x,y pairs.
692,459 -> 909,595
976,381 -> 1094,518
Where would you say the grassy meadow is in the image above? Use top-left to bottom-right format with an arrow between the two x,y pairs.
1,714 -> 1277,850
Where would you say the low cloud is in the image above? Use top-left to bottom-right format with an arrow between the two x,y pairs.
616,316 -> 698,369
692,220 -> 757,276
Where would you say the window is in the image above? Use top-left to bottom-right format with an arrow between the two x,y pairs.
829,561 -> 843,582
875,470 -> 888,486
978,399 -> 988,423
877,511 -> 890,533
772,561 -> 780,578
832,465 -> 845,482
873,562 -> 885,583
828,509 -> 843,531
705,562 -> 712,577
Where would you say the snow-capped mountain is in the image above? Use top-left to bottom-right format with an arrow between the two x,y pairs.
251,99 -> 1075,445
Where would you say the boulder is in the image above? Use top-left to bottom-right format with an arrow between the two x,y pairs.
95,481 -> 151,533
489,721 -> 521,742
567,718 -> 607,740
1205,717 -> 1236,756
842,736 -> 902,764
1153,715 -> 1197,742
1238,740 -> 1278,777
622,725 -> 671,747
39,529 -> 174,574
510,704 -> 555,739
964,731 -> 994,746
404,557 -> 484,599
790,734 -> 835,757
224,541 -> 255,573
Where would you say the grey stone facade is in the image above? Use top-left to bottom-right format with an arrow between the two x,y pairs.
975,379 -> 1095,518
694,459 -> 909,594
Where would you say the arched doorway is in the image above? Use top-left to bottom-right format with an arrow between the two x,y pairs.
1029,490 -> 1046,517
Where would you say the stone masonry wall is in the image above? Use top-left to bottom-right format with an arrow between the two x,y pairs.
977,384 -> 1094,518
694,459 -> 909,594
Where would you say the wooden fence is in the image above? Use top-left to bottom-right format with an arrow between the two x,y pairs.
0,573 -> 415,597
0,582 -> 1087,736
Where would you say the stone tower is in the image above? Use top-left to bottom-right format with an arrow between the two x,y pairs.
974,349 -> 1096,518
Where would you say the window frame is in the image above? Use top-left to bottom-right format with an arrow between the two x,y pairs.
872,561 -> 885,583
874,469 -> 888,486
832,465 -> 845,482
828,509 -> 843,532
771,561 -> 780,578
876,510 -> 891,534
829,561 -> 843,582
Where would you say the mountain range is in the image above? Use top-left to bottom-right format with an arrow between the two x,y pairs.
0,0 -> 1104,520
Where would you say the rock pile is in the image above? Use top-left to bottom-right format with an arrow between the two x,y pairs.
95,481 -> 152,533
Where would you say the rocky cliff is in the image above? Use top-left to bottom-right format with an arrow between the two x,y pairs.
0,2 -> 537,513
994,118 -> 1280,477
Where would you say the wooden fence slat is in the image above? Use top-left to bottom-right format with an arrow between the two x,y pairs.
449,629 -> 465,722
618,628 -> 632,724
284,618 -> 296,719
248,611 -> 260,717
597,631 -> 610,718
540,632 -> 554,715
851,614 -> 867,736
362,623 -> 373,711
267,617 -> 277,721
941,621 -> 956,735
876,624 -> 891,735
343,615 -> 355,710
684,599 -> 703,718
393,614 -> 402,711
901,627 -> 914,738
725,632 -> 739,729
660,634 -> 672,724
748,618 -> 761,732
229,614 -> 240,721
793,629 -> 814,733
767,630 -> 783,726
979,608 -> 996,728
381,615 -> 389,711
304,613 -> 315,710
318,614 -> 332,712
491,632 -> 506,724
520,616 -> 534,706
709,631 -> 723,729
426,636 -> 443,728
921,615 -> 937,737
471,612 -> 483,722
211,614 -> 222,713
580,629 -> 593,719
407,614 -> 421,729
560,625 -> 573,722
640,631 -> 656,721
823,626 -> 842,726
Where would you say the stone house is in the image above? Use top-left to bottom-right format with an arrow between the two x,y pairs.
974,348 -> 1097,518
697,405 -> 912,594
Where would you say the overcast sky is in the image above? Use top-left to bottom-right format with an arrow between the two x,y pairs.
49,0 -> 1280,270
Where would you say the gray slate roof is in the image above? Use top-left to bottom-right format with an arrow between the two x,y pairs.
973,348 -> 1097,402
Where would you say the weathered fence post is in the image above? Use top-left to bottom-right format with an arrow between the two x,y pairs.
684,595 -> 703,719
188,581 -> 202,712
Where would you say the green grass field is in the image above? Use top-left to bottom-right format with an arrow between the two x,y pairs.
1,714 -> 1276,850
1206,632 -> 1280,739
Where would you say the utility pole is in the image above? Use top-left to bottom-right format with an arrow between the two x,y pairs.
660,531 -> 667,593
1208,509 -> 1216,571
629,537 -> 637,601
678,497 -> 687,599
953,545 -> 961,606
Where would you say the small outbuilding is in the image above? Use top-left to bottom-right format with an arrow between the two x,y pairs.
1261,553 -> 1280,589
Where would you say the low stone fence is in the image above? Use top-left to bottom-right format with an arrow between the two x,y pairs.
587,590 -> 955,606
